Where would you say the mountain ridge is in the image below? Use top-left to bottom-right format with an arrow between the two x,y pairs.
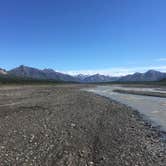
119,70 -> 166,82
0,68 -> 8,75
0,65 -> 166,83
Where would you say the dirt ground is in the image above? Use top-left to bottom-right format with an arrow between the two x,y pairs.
0,84 -> 165,166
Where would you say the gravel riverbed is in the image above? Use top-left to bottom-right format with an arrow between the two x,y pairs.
0,85 -> 165,166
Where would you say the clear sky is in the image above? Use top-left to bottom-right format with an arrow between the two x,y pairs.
0,0 -> 166,76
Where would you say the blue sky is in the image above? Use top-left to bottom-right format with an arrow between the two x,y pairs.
0,0 -> 166,76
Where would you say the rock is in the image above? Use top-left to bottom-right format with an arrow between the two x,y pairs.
71,123 -> 76,128
89,161 -> 94,166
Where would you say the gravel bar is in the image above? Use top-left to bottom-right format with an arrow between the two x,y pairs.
113,89 -> 166,98
0,85 -> 165,166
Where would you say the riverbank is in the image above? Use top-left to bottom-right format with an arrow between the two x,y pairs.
113,89 -> 166,98
0,85 -> 165,165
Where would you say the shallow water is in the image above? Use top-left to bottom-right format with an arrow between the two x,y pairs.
85,85 -> 166,131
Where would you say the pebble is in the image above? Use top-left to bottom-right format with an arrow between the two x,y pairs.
71,123 -> 76,128
89,161 -> 94,166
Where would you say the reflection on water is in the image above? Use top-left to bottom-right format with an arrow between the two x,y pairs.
85,85 -> 166,131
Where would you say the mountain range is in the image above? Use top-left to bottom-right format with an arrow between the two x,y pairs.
0,65 -> 166,83
119,70 -> 166,82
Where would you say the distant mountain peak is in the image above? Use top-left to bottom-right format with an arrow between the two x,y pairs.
8,65 -> 46,80
8,65 -> 78,82
75,74 -> 90,80
76,74 -> 89,77
145,69 -> 160,74
43,69 -> 55,73
82,74 -> 119,82
119,70 -> 166,82
17,65 -> 38,71
134,72 -> 141,75
0,68 -> 7,75
18,65 -> 28,69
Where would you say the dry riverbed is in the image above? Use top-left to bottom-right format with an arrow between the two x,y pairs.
0,84 -> 165,166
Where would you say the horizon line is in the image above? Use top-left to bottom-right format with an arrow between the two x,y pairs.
1,65 -> 166,77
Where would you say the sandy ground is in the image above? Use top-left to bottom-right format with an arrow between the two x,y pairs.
0,84 -> 165,166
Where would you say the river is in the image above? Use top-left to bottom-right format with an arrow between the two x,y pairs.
85,85 -> 166,131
